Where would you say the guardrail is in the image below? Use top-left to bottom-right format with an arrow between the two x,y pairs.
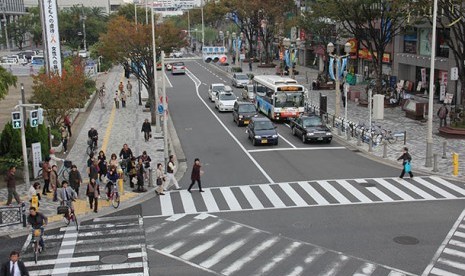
0,203 -> 27,228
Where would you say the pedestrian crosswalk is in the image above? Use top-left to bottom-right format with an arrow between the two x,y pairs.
146,213 -> 415,276
147,176 -> 465,217
423,209 -> 465,276
20,215 -> 149,276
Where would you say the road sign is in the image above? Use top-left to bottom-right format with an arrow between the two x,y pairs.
451,67 -> 459,81
11,111 -> 21,129
240,54 -> 245,60
158,104 -> 164,114
30,110 -> 38,127
37,108 -> 44,125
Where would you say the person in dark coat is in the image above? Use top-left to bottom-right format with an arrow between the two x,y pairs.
5,166 -> 21,206
97,151 -> 107,182
136,159 -> 146,192
187,158 -> 204,193
141,119 -> 152,142
0,251 -> 29,276
397,147 -> 413,179
68,165 -> 82,197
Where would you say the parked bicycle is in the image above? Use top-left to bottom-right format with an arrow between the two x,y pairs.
36,160 -> 72,181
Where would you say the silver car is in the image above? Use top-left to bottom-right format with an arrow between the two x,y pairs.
171,62 -> 186,75
231,73 -> 249,88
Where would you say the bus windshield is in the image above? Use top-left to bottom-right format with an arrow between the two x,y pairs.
274,92 -> 304,108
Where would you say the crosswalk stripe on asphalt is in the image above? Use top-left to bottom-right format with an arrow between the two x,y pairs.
148,176 -> 463,217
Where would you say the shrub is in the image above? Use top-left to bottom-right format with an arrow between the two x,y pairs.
231,67 -> 243,73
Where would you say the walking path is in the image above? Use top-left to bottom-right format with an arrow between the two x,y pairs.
0,66 -> 166,237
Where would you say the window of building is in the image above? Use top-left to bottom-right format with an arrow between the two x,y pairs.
403,28 -> 417,54
436,28 -> 450,58
419,28 -> 432,56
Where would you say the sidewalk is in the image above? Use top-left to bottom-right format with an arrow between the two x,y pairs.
216,61 -> 465,180
0,66 -> 167,237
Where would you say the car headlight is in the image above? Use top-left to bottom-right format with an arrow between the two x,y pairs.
326,132 -> 332,136
254,135 -> 261,139
238,115 -> 243,119
272,134 -> 278,138
307,132 -> 315,136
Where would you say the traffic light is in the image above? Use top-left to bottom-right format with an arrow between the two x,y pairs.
30,110 -> 39,127
11,111 -> 22,129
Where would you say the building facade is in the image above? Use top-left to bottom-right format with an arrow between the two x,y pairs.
0,0 -> 27,50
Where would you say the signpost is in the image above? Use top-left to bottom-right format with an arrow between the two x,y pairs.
11,111 -> 21,129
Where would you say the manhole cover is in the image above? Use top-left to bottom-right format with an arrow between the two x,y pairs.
358,181 -> 376,187
101,255 -> 128,264
393,236 -> 419,245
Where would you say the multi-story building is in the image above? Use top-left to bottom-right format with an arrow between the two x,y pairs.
0,0 -> 27,50
23,0 -> 127,13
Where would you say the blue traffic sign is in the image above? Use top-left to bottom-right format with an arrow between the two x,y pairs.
158,104 -> 164,114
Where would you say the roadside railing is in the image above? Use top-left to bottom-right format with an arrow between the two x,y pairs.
0,203 -> 27,228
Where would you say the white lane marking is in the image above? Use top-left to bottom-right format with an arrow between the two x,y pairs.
443,248 -> 465,259
164,71 -> 173,88
194,220 -> 222,235
180,238 -> 220,261
239,186 -> 264,209
431,176 -> 465,196
25,255 -> 100,267
454,231 -> 465,239
31,262 -> 143,276
252,242 -> 302,276
51,227 -> 79,276
221,224 -> 242,235
437,257 -> 465,270
366,187 -> 395,201
61,222 -> 139,231
373,178 -> 415,200
166,214 -> 186,221
449,239 -> 465,249
199,230 -> 259,268
180,190 -> 197,214
415,178 -> 456,198
139,216 -> 150,276
278,134 -> 297,148
287,247 -> 326,276
355,179 -> 368,183
260,185 -> 286,208
318,254 -> 349,276
335,180 -> 372,203
160,193 -> 174,216
161,241 -> 186,254
221,237 -> 279,275
316,180 -> 351,204
186,69 -> 273,183
194,213 -> 216,220
297,181 -> 329,205
393,178 -> 436,200
93,215 -> 140,222
388,272 -> 407,276
248,146 -> 345,153
21,232 -> 32,254
148,245 -> 222,276
353,262 -> 377,276
279,183 -> 307,207
422,209 -> 465,276
164,219 -> 199,237
201,189 -> 220,212
429,267 -> 463,276
128,252 -> 142,258
220,187 -> 242,211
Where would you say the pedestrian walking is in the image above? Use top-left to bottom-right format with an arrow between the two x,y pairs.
97,151 -> 108,182
141,119 -> 152,142
5,166 -> 21,206
129,157 -> 137,188
249,58 -> 253,72
98,84 -> 106,109
50,165 -> 60,202
68,165 -> 82,197
136,158 -> 146,192
64,115 -> 72,137
86,178 -> 99,213
397,147 -> 414,179
28,182 -> 41,207
118,81 -> 124,93
155,163 -> 165,195
41,157 -> 51,196
114,91 -> 120,108
164,155 -> 181,191
60,126 -> 68,154
89,159 -> 100,184
109,153 -> 119,168
126,80 -> 133,97
86,152 -> 94,177
121,91 -> 127,108
187,158 -> 204,193
437,103 -> 449,128
0,251 -> 29,276
139,151 -> 152,182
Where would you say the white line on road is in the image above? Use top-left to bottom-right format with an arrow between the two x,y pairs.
247,146 -> 345,153
278,134 -> 297,148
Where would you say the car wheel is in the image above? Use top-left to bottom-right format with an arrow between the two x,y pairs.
326,139 -> 332,144
292,127 -> 296,136
274,139 -> 279,146
253,138 -> 259,146
302,134 -> 306,143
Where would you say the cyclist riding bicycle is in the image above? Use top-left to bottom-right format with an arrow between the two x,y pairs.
87,127 -> 99,148
106,166 -> 120,199
27,207 -> 48,252
119,144 -> 133,172
58,181 -> 77,219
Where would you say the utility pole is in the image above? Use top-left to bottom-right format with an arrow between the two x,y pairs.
161,51 -> 168,167
151,6 -> 160,132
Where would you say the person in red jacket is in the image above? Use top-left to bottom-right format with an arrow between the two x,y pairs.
187,158 -> 204,193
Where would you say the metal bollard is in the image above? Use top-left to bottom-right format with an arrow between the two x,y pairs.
433,153 -> 439,172
148,168 -> 153,187
442,141 -> 447,159
452,152 -> 459,176
368,138 -> 373,152
383,141 -> 388,158
337,122 -> 342,136
403,131 -> 407,145
21,203 -> 27,227
357,134 -> 362,146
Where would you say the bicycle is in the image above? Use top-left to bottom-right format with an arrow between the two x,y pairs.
36,160 -> 71,181
108,181 -> 120,209
30,228 -> 43,264
86,138 -> 98,156
61,201 -> 79,231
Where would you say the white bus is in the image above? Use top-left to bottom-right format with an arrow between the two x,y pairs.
252,75 -> 306,120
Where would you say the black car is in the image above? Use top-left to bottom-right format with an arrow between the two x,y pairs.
290,115 -> 332,143
233,101 -> 257,126
247,117 -> 278,146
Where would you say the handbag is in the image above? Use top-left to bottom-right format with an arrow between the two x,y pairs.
101,175 -> 108,184
156,177 -> 162,186
57,205 -> 69,215
131,177 -> 138,185
404,161 -> 411,173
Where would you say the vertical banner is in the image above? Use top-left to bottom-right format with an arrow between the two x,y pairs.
31,142 -> 42,179
421,68 -> 427,88
41,0 -> 62,75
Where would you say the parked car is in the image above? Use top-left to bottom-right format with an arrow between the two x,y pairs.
169,50 -> 183,58
208,83 -> 226,102
215,92 -> 237,112
31,56 -> 45,66
289,115 -> 332,143
247,117 -> 278,146
231,73 -> 249,88
233,101 -> 257,126
156,61 -> 162,70
165,63 -> 172,71
172,62 -> 186,74
242,84 -> 254,102
78,50 -> 88,58
224,85 -> 233,93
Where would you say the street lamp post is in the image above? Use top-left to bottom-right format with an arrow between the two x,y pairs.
283,37 -> 302,79
161,51 -> 168,167
327,42 -> 351,119
201,1 -> 205,47
80,14 -> 87,52
97,56 -> 102,72
151,5 -> 160,133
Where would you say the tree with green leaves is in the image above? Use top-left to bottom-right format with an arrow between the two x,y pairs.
0,66 -> 17,101
8,15 -> 33,50
311,0 -> 419,93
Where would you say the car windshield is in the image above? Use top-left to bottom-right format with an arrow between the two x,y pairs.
239,105 -> 256,113
236,74 -> 248,80
173,62 -> 184,66
274,92 -> 304,108
302,117 -> 324,128
213,86 -> 225,92
254,121 -> 274,131
219,93 -> 236,100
